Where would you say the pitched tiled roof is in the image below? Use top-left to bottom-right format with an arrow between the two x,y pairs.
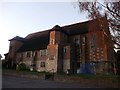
17,17 -> 105,52
51,25 -> 68,35
9,36 -> 26,42
18,30 -> 50,52
63,20 -> 89,35
17,20 -> 90,52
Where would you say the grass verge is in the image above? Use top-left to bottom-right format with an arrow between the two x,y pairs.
2,68 -> 120,83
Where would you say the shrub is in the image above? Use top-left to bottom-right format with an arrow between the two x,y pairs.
16,63 -> 26,71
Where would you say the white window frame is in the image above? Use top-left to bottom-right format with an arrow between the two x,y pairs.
40,49 -> 47,57
40,62 -> 45,67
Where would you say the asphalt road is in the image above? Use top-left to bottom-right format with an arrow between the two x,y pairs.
2,75 -> 98,88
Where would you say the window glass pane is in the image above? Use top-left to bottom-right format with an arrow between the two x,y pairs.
82,36 -> 86,45
51,39 -> 55,44
40,50 -> 47,56
75,38 -> 80,45
41,62 -> 45,67
63,47 -> 67,53
27,51 -> 31,58
90,35 -> 96,49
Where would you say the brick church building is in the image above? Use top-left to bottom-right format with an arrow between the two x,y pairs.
5,16 -> 116,74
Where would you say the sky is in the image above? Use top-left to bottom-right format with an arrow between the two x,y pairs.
0,0 -> 88,59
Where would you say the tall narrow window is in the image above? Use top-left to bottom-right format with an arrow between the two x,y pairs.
82,36 -> 86,45
32,51 -> 35,57
51,39 -> 55,44
27,51 -> 32,58
63,47 -> 67,53
90,35 -> 96,49
74,38 -> 80,46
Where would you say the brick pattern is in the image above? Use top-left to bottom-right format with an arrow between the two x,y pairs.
7,17 -> 115,74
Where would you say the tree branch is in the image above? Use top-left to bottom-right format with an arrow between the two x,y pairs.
106,3 -> 120,18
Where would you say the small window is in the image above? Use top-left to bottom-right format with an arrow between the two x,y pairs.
74,38 -> 80,45
40,50 -> 47,57
63,47 -> 67,53
40,62 -> 45,67
51,39 -> 55,44
49,55 -> 55,60
27,51 -> 32,58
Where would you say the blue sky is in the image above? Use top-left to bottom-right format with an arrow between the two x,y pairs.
0,1 -> 88,58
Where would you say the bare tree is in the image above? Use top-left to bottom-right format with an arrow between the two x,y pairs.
77,0 -> 120,48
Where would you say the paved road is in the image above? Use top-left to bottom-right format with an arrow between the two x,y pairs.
2,75 -> 98,88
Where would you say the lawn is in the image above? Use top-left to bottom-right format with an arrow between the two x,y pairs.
2,68 -> 120,83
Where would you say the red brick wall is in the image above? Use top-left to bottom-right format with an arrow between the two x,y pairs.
8,40 -> 23,62
86,31 -> 108,62
63,45 -> 70,60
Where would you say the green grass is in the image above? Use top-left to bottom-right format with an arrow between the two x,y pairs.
2,68 -> 120,82
58,72 -> 120,82
2,68 -> 48,76
72,74 -> 119,80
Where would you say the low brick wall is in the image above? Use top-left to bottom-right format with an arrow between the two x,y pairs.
54,74 -> 119,88
3,72 -> 119,88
